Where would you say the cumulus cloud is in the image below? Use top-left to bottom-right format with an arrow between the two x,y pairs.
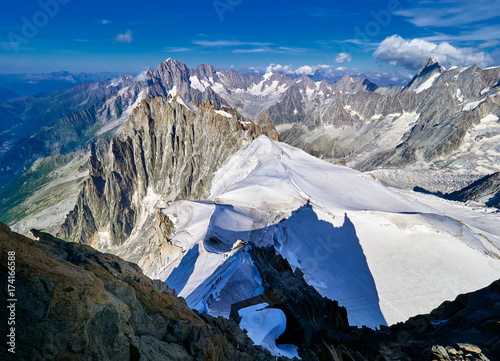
266,64 -> 295,74
374,35 -> 493,69
335,52 -> 352,64
265,63 -> 328,75
295,65 -> 315,75
114,30 -> 133,43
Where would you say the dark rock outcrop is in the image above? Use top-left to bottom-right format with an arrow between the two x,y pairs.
248,246 -> 350,359
400,278 -> 500,361
0,223 -> 281,361
445,172 -> 500,208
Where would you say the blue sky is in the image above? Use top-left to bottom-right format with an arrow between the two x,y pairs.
0,0 -> 499,77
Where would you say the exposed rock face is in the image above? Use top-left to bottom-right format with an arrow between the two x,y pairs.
248,246 -> 350,357
334,74 -> 378,93
267,74 -> 377,125
59,96 -> 278,247
146,59 -> 226,108
396,278 -> 500,361
401,57 -> 446,93
446,172 -> 500,208
186,67 -> 296,122
0,223 -> 279,361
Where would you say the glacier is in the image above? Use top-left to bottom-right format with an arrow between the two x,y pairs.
154,135 -> 500,329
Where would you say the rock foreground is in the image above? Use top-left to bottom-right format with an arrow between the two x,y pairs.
1,223 -> 499,361
0,223 -> 278,361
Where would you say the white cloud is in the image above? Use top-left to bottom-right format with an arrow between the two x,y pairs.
135,70 -> 150,82
296,65 -> 315,74
335,52 -> 352,64
99,19 -> 110,25
265,64 -> 327,75
277,46 -> 306,53
114,30 -> 133,43
374,35 -> 493,69
396,0 -> 500,28
266,64 -> 295,74
422,26 -> 500,44
479,40 -> 500,49
165,47 -> 192,52
193,40 -> 272,47
233,48 -> 268,53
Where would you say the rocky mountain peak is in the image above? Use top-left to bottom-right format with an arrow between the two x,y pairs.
418,56 -> 446,76
331,74 -> 377,93
298,74 -> 316,87
158,58 -> 190,78
59,96 -> 279,247
192,63 -> 217,78
402,57 -> 446,93
425,56 -> 440,66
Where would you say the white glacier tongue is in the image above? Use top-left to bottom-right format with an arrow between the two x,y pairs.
161,135 -> 500,330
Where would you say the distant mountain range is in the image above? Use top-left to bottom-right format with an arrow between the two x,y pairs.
0,59 -> 380,190
1,58 -> 500,359
1,58 -> 499,194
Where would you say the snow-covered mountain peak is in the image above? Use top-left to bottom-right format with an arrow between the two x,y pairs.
210,135 -> 420,215
150,135 -> 500,330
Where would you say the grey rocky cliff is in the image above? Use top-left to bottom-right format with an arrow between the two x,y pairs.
277,58 -> 500,190
267,74 -> 378,126
0,59 -> 229,191
58,96 -> 279,247
146,59 -> 226,108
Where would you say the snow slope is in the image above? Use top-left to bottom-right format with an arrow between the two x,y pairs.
159,136 -> 500,330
